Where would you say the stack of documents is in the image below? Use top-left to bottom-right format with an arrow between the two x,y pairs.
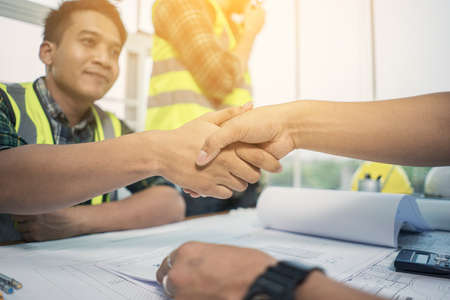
257,187 -> 432,247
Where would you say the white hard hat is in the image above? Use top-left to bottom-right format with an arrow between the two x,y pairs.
424,167 -> 450,198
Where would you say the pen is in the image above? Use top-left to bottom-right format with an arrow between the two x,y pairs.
0,273 -> 22,289
0,281 -> 13,294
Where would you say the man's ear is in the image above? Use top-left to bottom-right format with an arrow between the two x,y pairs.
39,41 -> 56,66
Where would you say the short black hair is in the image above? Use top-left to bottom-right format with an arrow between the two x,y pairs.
44,0 -> 127,46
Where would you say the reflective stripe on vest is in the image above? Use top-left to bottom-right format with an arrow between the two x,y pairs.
91,105 -> 122,141
150,58 -> 252,92
147,0 -> 252,130
0,82 -> 53,144
0,81 -> 122,205
90,105 -> 122,205
149,58 -> 252,107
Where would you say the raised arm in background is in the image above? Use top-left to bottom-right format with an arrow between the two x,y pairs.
152,0 -> 264,101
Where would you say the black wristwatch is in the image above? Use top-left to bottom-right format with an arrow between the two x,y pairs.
243,261 -> 324,300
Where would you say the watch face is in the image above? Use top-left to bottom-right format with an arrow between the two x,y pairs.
251,293 -> 272,300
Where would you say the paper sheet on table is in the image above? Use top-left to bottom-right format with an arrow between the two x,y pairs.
0,208 -> 444,300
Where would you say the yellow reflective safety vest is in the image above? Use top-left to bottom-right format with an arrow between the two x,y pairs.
146,0 -> 253,131
0,81 -> 122,205
351,162 -> 413,194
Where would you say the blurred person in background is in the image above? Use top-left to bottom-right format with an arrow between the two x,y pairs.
147,0 -> 267,217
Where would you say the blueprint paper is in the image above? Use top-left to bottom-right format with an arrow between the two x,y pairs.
0,209 -> 447,300
222,228 -> 393,280
343,251 -> 450,300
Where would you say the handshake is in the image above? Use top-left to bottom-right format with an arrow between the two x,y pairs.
156,102 -> 296,199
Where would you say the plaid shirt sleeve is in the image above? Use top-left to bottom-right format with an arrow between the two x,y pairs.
153,0 -> 242,102
0,92 -> 27,151
120,120 -> 177,194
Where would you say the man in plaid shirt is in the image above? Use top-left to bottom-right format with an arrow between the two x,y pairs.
150,0 -> 267,216
0,0 -> 189,243
152,0 -> 265,102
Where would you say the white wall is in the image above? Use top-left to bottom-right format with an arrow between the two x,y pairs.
0,16 -> 45,83
250,0 -> 450,105
373,0 -> 450,99
250,0 -> 374,106
249,0 -> 297,107
298,0 -> 373,101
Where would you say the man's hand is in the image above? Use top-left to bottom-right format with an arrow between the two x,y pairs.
243,1 -> 266,36
156,241 -> 276,300
12,206 -> 87,242
196,104 -> 296,168
156,242 -> 386,300
155,106 -> 281,199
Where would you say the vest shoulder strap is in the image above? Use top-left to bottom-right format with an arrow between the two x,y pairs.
89,105 -> 122,206
91,104 -> 122,140
0,82 -> 53,144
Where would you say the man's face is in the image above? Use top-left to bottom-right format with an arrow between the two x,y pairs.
48,10 -> 122,102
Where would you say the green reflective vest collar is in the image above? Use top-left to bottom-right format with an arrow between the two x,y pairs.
0,81 -> 122,205
91,104 -> 122,141
0,82 -> 122,142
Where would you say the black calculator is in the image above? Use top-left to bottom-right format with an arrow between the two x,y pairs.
394,249 -> 450,278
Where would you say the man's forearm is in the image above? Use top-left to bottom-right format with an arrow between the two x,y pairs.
77,186 -> 185,235
154,242 -> 387,300
295,271 -> 385,300
287,93 -> 450,166
1,106 -> 271,213
0,131 -> 163,214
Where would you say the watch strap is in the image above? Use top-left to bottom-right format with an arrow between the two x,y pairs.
243,261 -> 324,300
